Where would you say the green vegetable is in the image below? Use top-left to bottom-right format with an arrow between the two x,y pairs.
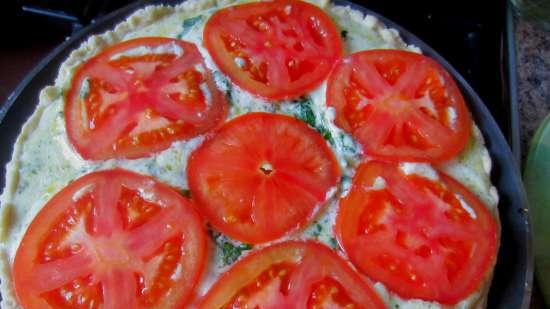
213,71 -> 233,104
341,175 -> 351,184
524,113 -> 550,304
320,129 -> 335,144
180,189 -> 192,198
220,242 -> 252,265
179,15 -> 203,38
340,30 -> 348,39
340,132 -> 360,154
294,96 -> 316,126
223,78 -> 233,103
312,222 -> 323,237
208,227 -> 252,265
294,96 -> 335,144
329,237 -> 338,249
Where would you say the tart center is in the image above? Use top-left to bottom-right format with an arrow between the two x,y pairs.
259,162 -> 274,176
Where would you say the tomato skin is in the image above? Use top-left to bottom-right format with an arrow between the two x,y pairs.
12,169 -> 207,309
198,241 -> 387,309
65,37 -> 228,160
334,161 -> 498,304
326,49 -> 472,162
188,112 -> 341,244
204,0 -> 343,100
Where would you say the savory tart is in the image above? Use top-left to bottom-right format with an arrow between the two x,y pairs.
0,0 -> 500,308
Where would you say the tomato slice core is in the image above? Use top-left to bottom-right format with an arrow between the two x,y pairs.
327,50 -> 472,162
65,37 -> 228,160
188,113 -> 341,244
204,0 -> 343,100
335,161 -> 498,304
198,241 -> 386,308
13,169 -> 207,309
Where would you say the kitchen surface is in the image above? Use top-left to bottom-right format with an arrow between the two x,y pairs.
517,19 -> 550,156
517,16 -> 550,309
0,0 -> 549,308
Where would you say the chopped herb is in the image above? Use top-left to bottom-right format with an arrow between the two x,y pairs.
180,189 -> 192,198
179,15 -> 203,38
225,89 -> 232,102
319,127 -> 335,144
294,96 -> 316,126
339,132 -> 361,155
220,242 -> 252,265
223,79 -> 233,103
342,144 -> 355,153
294,96 -> 334,144
340,30 -> 348,39
213,71 -> 233,104
329,237 -> 338,249
80,78 -> 90,100
312,222 -> 323,237
208,227 -> 252,265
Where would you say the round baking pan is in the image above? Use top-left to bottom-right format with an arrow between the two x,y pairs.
0,0 -> 533,307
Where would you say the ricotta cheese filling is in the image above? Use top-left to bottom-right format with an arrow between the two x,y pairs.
110,41 -> 185,60
0,0 -> 499,308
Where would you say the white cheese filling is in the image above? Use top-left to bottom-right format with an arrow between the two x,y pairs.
399,162 -> 439,181
110,41 -> 184,60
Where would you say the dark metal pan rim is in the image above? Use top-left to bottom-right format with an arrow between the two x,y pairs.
0,0 -> 533,308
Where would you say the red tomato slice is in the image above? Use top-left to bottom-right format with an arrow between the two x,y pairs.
326,50 -> 472,162
65,37 -> 228,160
335,161 -> 498,304
204,0 -> 343,100
198,241 -> 386,308
188,113 -> 341,244
13,169 -> 207,309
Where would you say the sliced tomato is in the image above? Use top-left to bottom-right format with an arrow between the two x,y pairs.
188,113 -> 341,244
198,241 -> 386,308
326,50 -> 471,162
335,161 -> 498,304
13,169 -> 207,309
204,0 -> 342,100
65,37 -> 228,160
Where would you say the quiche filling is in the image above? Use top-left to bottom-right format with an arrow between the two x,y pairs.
0,0 -> 499,308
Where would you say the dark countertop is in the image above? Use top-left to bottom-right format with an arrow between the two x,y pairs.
516,19 -> 550,161
515,18 -> 550,309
